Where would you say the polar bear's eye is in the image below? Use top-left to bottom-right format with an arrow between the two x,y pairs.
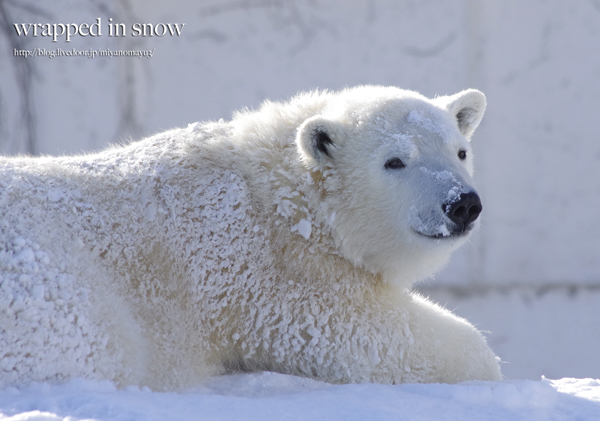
458,150 -> 467,160
384,157 -> 406,170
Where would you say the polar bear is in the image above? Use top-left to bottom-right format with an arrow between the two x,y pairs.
0,86 -> 501,391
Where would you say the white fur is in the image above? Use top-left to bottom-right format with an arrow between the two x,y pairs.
0,86 -> 500,391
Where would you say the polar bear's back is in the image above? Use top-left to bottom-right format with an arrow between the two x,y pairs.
0,127 -> 274,388
0,153 -> 134,387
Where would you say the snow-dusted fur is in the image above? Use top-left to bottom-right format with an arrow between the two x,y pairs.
0,86 -> 501,391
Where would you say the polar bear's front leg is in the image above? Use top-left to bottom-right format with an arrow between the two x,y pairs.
398,292 -> 502,383
219,286 -> 501,384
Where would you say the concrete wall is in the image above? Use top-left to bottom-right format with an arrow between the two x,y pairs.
2,0 -> 600,381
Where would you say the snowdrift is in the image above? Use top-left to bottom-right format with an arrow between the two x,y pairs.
1,373 -> 599,421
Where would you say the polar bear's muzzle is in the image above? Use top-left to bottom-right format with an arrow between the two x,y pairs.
443,191 -> 482,236
409,190 -> 483,239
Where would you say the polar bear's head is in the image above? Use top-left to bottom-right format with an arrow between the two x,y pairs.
296,86 -> 486,287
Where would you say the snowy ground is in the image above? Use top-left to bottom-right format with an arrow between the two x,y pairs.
1,373 -> 600,421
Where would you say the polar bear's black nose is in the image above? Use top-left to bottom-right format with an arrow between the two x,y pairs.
444,192 -> 482,233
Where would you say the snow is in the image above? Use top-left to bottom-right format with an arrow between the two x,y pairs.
419,167 -> 459,184
406,110 -> 450,140
373,116 -> 419,161
1,373 -> 599,421
294,219 -> 312,240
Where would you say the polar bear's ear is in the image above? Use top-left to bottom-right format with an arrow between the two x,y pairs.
296,115 -> 343,167
440,89 -> 487,140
